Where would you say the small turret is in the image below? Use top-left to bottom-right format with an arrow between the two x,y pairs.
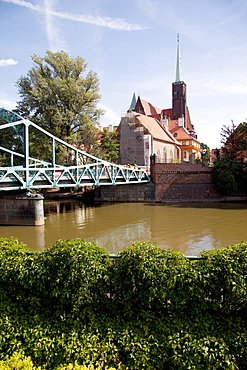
129,92 -> 137,111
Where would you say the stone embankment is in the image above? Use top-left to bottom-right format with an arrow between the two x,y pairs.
95,163 -> 224,203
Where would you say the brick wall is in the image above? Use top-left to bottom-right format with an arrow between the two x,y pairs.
94,183 -> 156,202
153,163 -> 222,201
95,163 -> 224,203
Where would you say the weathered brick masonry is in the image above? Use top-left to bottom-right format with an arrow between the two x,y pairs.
95,162 -> 223,202
153,163 -> 221,201
95,183 -> 156,202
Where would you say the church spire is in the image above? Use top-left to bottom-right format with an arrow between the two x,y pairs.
172,34 -> 187,122
175,34 -> 182,83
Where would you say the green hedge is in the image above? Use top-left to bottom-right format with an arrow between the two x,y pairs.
0,238 -> 247,369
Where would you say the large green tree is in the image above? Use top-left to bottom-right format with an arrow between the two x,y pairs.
214,121 -> 247,195
15,51 -> 104,151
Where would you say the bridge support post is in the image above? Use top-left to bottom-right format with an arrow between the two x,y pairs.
0,193 -> 44,226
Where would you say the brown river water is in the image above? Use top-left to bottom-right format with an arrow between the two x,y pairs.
0,200 -> 247,255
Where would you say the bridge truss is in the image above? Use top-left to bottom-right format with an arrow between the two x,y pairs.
0,108 -> 150,191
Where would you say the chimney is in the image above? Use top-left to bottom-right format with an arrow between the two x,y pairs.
162,118 -> 169,127
178,117 -> 184,127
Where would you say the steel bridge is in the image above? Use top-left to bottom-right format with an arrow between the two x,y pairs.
0,108 -> 150,191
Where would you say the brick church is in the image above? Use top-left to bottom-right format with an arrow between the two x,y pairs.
118,36 -> 201,166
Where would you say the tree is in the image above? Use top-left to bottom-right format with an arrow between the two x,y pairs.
213,158 -> 241,195
15,51 -> 104,160
220,121 -> 247,160
98,129 -> 119,162
213,121 -> 247,195
0,117 -> 24,166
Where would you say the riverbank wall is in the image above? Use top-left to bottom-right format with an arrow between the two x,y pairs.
95,162 -> 224,202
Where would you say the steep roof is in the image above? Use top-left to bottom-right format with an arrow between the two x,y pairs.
135,96 -> 162,119
169,122 -> 200,143
162,107 -> 193,132
162,108 -> 173,120
185,107 -> 194,132
135,114 -> 180,145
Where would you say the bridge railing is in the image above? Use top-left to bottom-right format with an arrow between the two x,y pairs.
0,108 -> 150,190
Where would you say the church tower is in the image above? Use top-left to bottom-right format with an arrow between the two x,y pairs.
172,35 -> 187,122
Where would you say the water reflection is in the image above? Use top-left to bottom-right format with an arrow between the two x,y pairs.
0,200 -> 247,255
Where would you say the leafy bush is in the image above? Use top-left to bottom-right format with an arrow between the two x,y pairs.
57,363 -> 119,370
109,241 -> 188,318
0,351 -> 120,370
213,157 -> 247,195
0,238 -> 247,369
0,236 -> 28,251
0,351 -> 39,370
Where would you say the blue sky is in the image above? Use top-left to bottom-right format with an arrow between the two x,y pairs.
0,0 -> 246,149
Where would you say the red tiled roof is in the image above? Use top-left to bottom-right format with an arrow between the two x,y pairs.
135,96 -> 162,118
185,107 -> 194,132
170,124 -> 200,144
141,99 -> 162,116
170,126 -> 192,140
162,109 -> 173,120
161,124 -> 181,144
133,95 -> 197,142
135,114 -> 180,145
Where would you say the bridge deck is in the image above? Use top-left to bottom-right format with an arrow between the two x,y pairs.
0,108 -> 150,191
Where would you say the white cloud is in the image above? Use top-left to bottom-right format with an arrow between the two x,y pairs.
1,0 -> 147,31
57,12 -> 147,31
1,0 -> 42,11
0,58 -> 18,67
44,0 -> 67,51
98,103 -> 120,126
0,92 -> 17,110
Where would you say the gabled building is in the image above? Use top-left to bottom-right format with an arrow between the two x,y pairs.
118,36 -> 201,166
119,110 -> 181,166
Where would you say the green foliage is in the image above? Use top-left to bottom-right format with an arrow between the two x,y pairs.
214,121 -> 247,195
213,157 -> 247,195
221,121 -> 247,160
109,241 -> 188,318
0,351 -> 40,370
0,117 -> 24,166
0,237 -> 28,251
98,129 -> 119,161
0,351 -> 119,370
15,51 -> 104,161
1,238 -> 247,369
57,364 -> 119,370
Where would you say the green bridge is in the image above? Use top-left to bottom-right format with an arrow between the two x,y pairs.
0,108 -> 150,191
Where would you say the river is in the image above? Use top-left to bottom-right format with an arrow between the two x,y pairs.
0,200 -> 247,255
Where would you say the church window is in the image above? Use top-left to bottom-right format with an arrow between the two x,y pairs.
169,149 -> 173,163
163,148 -> 167,163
